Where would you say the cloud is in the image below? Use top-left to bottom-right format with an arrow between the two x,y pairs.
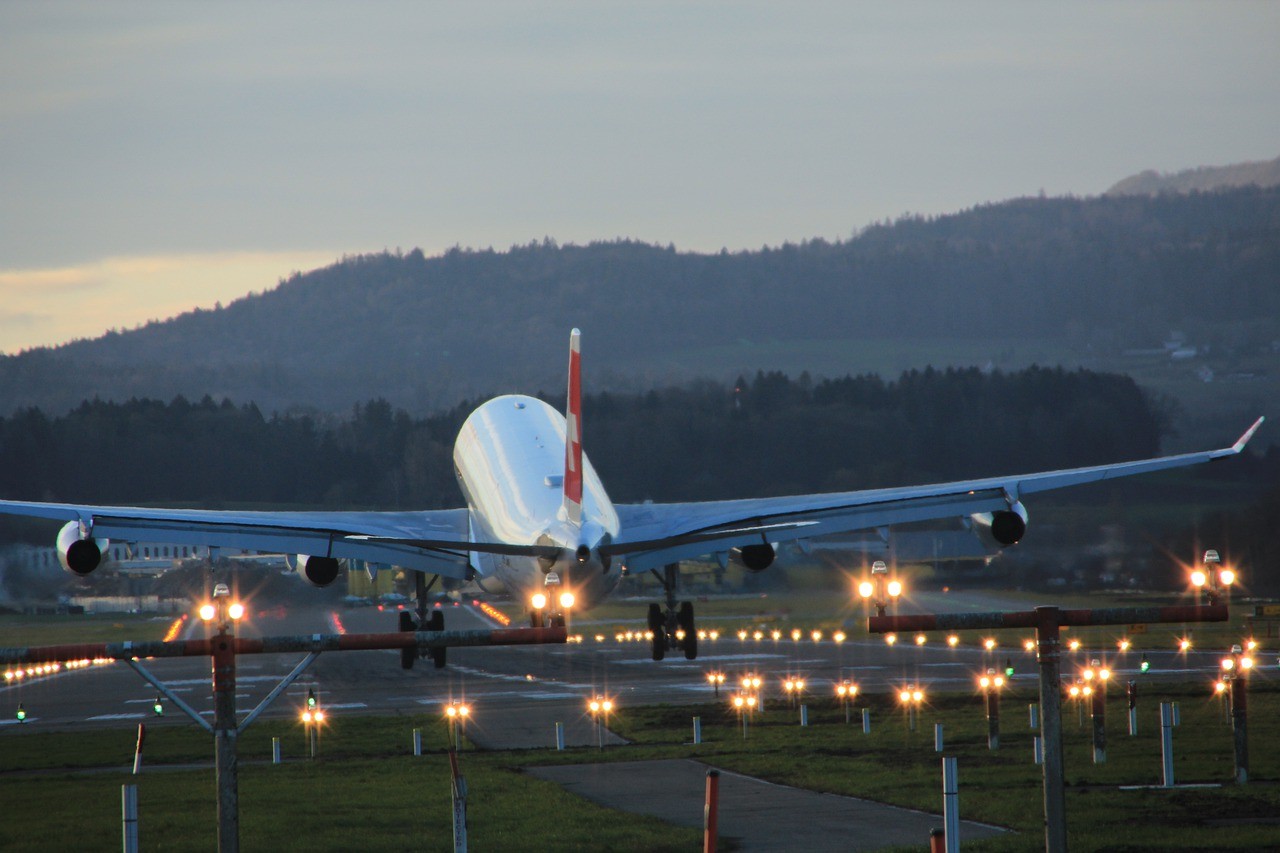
0,250 -> 340,354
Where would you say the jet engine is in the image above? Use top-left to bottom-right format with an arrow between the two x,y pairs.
969,502 -> 1029,549
56,520 -> 109,577
294,554 -> 341,587
729,542 -> 776,572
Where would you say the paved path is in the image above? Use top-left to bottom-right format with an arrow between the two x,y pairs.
528,758 -> 1008,852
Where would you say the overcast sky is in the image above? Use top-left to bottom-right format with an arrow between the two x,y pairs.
2,1 -> 1277,353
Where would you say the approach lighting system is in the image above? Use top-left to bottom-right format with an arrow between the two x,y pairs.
1140,654 -> 1150,673
1067,638 -> 1081,652
983,638 -> 997,652
915,634 -> 927,646
531,593 -> 548,611
16,704 -> 26,723
1023,639 -> 1036,653
227,601 -> 245,621
153,695 -> 164,716
198,603 -> 217,622
307,688 -> 317,710
1219,568 -> 1236,587
559,591 -> 575,609
1190,570 -> 1208,589
947,635 -> 960,648
857,581 -> 874,599
1004,659 -> 1015,678
886,580 -> 903,598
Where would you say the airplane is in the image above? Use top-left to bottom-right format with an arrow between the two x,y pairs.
0,329 -> 1264,664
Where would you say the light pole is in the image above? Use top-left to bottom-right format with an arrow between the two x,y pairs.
858,560 -> 904,617
898,686 -> 925,732
706,671 -> 725,698
587,697 -> 613,751
979,669 -> 1005,750
444,702 -> 470,751
836,681 -> 858,724
1220,644 -> 1253,782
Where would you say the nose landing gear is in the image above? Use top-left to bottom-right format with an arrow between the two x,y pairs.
648,563 -> 697,661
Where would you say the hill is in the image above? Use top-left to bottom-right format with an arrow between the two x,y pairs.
2,187 -> 1278,427
1106,155 -> 1280,196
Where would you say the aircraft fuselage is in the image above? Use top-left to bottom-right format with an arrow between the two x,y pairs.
453,394 -> 621,611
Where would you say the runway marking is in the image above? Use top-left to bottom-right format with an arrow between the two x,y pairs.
321,702 -> 368,710
87,713 -> 147,721
0,717 -> 36,726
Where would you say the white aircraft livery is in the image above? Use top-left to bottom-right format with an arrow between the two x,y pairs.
0,329 -> 1264,662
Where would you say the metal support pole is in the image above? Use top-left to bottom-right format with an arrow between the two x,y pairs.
1091,684 -> 1106,764
862,708 -> 871,734
132,723 -> 145,775
272,737 -> 281,764
693,716 -> 702,745
554,721 -> 565,751
413,728 -> 423,756
122,784 -> 139,853
703,769 -> 720,853
1160,702 -> 1175,787
987,689 -> 1000,750
941,756 -> 959,853
800,704 -> 808,727
1029,703 -> 1039,729
1231,675 -> 1248,784
449,749 -> 467,853
1033,735 -> 1043,765
935,723 -> 944,753
1035,606 -> 1067,853
211,624 -> 239,853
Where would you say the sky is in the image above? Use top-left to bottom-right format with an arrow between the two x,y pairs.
1,1 -> 1277,354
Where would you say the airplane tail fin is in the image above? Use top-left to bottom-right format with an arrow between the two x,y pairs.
563,328 -> 584,526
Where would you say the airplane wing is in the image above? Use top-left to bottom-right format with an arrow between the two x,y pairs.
606,417 -> 1265,573
0,501 -> 480,578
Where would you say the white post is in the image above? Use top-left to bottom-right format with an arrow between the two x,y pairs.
693,716 -> 702,745
555,721 -> 565,751
1029,703 -> 1039,729
1128,706 -> 1137,737
800,705 -> 808,727
122,784 -> 139,853
413,728 -> 423,757
935,723 -> 944,753
1033,735 -> 1044,765
1172,701 -> 1181,726
272,737 -> 282,764
942,756 -> 959,853
862,708 -> 871,733
1160,702 -> 1175,787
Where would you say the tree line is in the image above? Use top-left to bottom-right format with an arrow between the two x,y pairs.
0,365 -> 1168,516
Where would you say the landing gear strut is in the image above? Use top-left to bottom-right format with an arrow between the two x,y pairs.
648,563 -> 697,661
400,573 -> 445,670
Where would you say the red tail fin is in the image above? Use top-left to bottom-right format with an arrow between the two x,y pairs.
563,328 -> 583,526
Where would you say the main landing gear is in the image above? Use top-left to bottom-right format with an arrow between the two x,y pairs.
648,563 -> 697,661
400,572 -> 446,670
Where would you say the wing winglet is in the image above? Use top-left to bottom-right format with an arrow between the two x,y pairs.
563,328 -> 584,526
1231,416 -> 1265,454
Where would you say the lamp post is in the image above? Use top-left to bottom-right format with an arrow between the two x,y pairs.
587,696 -> 613,751
979,669 -> 1004,750
858,560 -> 904,617
835,681 -> 857,724
706,671 -> 725,698
444,702 -> 471,751
1082,659 -> 1109,763
1220,644 -> 1252,782
898,686 -> 925,732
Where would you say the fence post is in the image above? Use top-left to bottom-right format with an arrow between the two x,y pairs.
800,705 -> 808,727
1160,702 -> 1175,787
693,716 -> 702,745
703,769 -> 720,853
941,756 -> 959,853
413,728 -> 423,757
862,708 -> 871,733
272,737 -> 282,765
122,784 -> 139,853
555,722 -> 565,751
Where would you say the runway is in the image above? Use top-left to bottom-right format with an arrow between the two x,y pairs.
0,593 -> 1230,740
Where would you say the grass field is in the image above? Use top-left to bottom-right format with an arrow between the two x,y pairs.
0,681 -> 1275,851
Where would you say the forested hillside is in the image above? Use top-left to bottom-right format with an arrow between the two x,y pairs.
2,187 -> 1277,416
0,366 -> 1164,512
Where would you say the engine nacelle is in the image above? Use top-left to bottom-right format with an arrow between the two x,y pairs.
294,554 -> 341,587
729,542 -> 776,573
969,502 -> 1029,549
56,520 -> 108,577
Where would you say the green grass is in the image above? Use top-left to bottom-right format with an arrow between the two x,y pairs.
0,613 -> 176,647
614,683 -> 1280,852
0,715 -> 704,852
2,682 -> 1274,851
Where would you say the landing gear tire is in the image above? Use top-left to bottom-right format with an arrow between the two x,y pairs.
648,603 -> 665,661
678,601 -> 697,660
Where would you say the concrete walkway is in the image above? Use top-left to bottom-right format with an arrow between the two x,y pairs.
528,758 -> 1008,852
